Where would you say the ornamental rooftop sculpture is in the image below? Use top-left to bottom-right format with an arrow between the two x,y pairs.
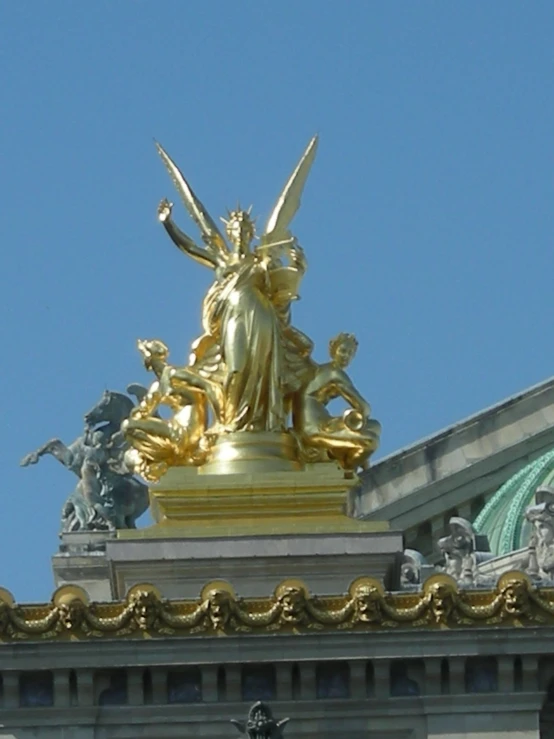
0,571 -> 549,642
122,137 -> 381,481
526,486 -> 554,580
231,701 -> 289,739
20,388 -> 149,533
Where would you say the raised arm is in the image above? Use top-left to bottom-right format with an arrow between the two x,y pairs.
155,141 -> 230,269
158,199 -> 218,270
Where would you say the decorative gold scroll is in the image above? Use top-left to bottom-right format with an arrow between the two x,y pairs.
0,572 -> 552,642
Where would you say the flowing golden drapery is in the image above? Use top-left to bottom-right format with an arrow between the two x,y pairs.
201,257 -> 285,432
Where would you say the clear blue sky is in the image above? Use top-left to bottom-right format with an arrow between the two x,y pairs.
2,2 -> 554,601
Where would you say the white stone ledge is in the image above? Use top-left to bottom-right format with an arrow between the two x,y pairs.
357,375 -> 554,527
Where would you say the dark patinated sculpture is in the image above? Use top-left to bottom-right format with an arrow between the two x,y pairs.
231,702 -> 290,739
21,388 -> 149,532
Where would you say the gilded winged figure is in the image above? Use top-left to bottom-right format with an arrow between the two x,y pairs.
123,138 -> 380,478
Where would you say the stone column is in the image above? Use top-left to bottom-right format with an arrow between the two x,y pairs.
349,660 -> 367,699
424,658 -> 443,696
300,662 -> 317,700
275,663 -> 292,701
151,667 -> 167,704
521,655 -> 538,692
498,656 -> 514,693
448,657 -> 466,695
2,672 -> 19,709
226,665 -> 242,702
373,660 -> 390,699
54,669 -> 70,708
76,669 -> 94,707
127,668 -> 143,706
201,665 -> 219,703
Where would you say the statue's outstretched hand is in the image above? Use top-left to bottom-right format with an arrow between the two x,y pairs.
158,198 -> 173,223
20,451 -> 39,467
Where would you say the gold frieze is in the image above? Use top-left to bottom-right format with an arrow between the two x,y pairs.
0,571 -> 551,642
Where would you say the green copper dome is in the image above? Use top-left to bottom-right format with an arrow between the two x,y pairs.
474,448 -> 554,556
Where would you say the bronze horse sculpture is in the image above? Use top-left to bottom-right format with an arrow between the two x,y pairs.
21,388 -> 149,532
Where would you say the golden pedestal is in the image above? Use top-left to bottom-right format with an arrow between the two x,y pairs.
200,431 -> 302,475
120,462 -> 389,539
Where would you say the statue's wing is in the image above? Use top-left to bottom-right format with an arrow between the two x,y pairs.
261,135 -> 318,244
155,141 -> 229,259
229,719 -> 246,734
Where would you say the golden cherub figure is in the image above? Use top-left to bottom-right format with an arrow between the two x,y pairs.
122,339 -> 209,480
294,333 -> 381,471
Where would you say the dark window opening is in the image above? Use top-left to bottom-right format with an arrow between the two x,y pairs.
390,661 -> 420,697
514,657 -> 523,692
143,669 -> 153,704
98,670 -> 128,706
19,672 -> 54,708
440,658 -> 450,695
217,666 -> 226,702
241,665 -> 276,702
291,664 -> 301,700
465,657 -> 498,694
167,668 -> 202,703
69,670 -> 78,707
365,662 -> 375,697
316,662 -> 350,699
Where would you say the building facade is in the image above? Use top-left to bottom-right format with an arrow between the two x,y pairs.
7,375 -> 554,739
9,140 -> 554,738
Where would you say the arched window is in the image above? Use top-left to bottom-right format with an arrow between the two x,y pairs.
316,662 -> 350,699
241,665 -> 276,702
167,668 -> 202,703
19,672 -> 54,707
465,657 -> 498,693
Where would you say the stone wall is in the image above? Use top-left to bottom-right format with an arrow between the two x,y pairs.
0,629 -> 550,737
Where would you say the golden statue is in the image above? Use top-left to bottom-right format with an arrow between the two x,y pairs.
123,138 -> 381,479
294,333 -> 381,471
123,339 -> 210,480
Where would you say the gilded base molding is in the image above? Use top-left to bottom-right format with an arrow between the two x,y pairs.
133,462 -> 383,537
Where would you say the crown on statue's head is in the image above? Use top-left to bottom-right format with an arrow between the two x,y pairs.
220,205 -> 255,247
